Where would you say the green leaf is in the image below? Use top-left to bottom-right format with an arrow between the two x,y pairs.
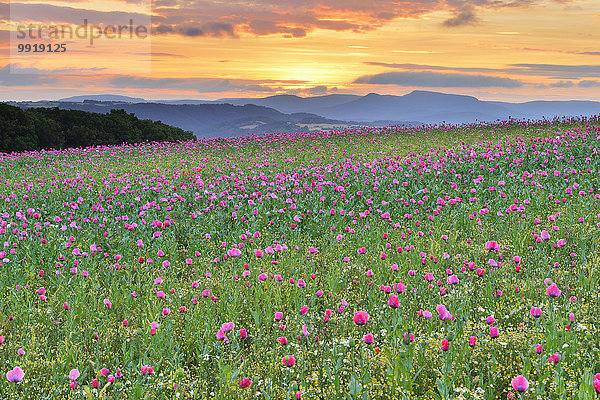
436,377 -> 448,399
349,374 -> 362,396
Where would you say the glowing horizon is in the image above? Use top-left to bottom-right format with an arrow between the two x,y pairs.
1,0 -> 600,102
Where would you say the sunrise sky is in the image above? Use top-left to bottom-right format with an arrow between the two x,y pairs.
1,0 -> 600,101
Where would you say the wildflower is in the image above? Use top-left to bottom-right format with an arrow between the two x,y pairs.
388,294 -> 399,309
546,283 -> 561,298
549,352 -> 561,364
68,369 -> 80,381
239,377 -> 252,388
302,324 -> 309,337
469,336 -> 476,347
511,375 -> 529,393
529,307 -> 542,318
221,322 -> 235,333
485,241 -> 500,251
436,305 -> 452,321
353,311 -> 369,325
441,339 -> 449,351
535,344 -> 543,354
490,327 -> 499,338
141,365 -> 154,375
282,355 -> 296,366
216,329 -> 227,341
363,333 -> 374,344
6,367 -> 24,383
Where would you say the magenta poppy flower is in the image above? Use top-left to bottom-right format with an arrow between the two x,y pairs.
277,336 -> 288,345
363,333 -> 374,344
69,369 -> 80,381
141,365 -> 154,375
388,294 -> 399,309
485,241 -> 500,251
511,375 -> 529,392
300,306 -> 308,315
436,305 -> 452,321
529,307 -> 542,318
441,339 -> 449,351
447,275 -> 459,285
469,336 -> 476,347
546,283 -> 561,298
6,367 -> 24,383
548,352 -> 561,364
393,281 -> 406,293
594,379 -> 600,393
282,355 -> 296,366
353,311 -> 369,325
216,329 -> 227,341
239,377 -> 252,388
535,344 -> 543,354
274,312 -> 283,321
239,329 -> 247,338
302,324 -> 309,337
490,327 -> 499,338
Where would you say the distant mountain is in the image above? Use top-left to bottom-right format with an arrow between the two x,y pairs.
59,94 -> 147,103
12,101 -> 400,138
219,90 -> 600,123
19,90 -> 600,138
217,94 -> 361,114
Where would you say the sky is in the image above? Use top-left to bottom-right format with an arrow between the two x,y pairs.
1,0 -> 600,101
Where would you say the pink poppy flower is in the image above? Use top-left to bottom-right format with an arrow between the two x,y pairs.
511,375 -> 529,393
69,369 -> 80,381
6,367 -> 24,383
388,294 -> 399,309
353,311 -> 369,325
239,377 -> 252,388
441,339 -> 449,351
546,283 -> 561,298
141,365 -> 154,375
529,307 -> 542,318
485,241 -> 500,251
282,355 -> 296,366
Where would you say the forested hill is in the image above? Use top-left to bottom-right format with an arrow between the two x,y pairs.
0,103 -> 195,153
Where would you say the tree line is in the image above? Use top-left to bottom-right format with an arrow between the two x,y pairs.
0,103 -> 196,153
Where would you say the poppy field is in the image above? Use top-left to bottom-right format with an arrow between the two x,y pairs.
1,117 -> 600,399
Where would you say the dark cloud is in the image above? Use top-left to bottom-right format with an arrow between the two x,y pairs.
443,8 -> 477,27
366,61 -> 600,81
548,80 -> 574,88
8,3 -> 150,26
354,71 -> 522,88
307,85 -> 329,95
148,0 -> 573,38
578,80 -> 600,87
0,65 -> 59,86
3,0 -> 579,40
107,76 -> 275,93
364,62 -> 505,74
508,64 -> 600,78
